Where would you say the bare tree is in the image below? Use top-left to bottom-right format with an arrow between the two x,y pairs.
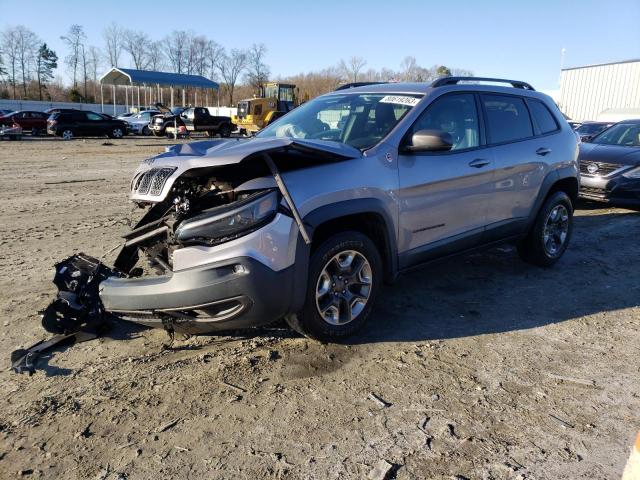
103,22 -> 123,67
339,56 -> 367,83
164,31 -> 190,74
206,40 -> 224,80
214,48 -> 247,105
14,26 -> 40,98
1,27 -> 19,98
88,46 -> 101,100
245,43 -> 270,92
60,24 -> 85,89
400,56 -> 418,81
147,41 -> 164,71
123,29 -> 150,69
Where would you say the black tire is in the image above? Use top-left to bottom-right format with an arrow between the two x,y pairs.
518,191 -> 573,267
220,124 -> 232,138
285,231 -> 382,342
109,127 -> 124,139
142,126 -> 151,136
61,129 -> 74,140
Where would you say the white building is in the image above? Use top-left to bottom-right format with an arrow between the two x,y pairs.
559,59 -> 640,121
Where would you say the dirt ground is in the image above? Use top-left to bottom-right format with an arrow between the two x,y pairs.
0,136 -> 638,480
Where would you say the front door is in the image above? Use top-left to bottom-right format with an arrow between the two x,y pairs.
397,92 -> 494,268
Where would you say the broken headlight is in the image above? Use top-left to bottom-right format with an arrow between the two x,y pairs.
174,190 -> 279,243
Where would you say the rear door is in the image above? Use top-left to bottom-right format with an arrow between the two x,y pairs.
397,92 -> 495,267
69,112 -> 88,134
479,94 -> 554,239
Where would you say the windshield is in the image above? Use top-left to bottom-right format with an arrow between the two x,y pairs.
591,123 -> 640,146
576,123 -> 610,135
256,93 -> 422,150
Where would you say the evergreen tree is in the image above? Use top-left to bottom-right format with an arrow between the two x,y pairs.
36,43 -> 58,100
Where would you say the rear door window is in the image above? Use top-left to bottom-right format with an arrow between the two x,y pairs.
481,94 -> 533,144
527,99 -> 559,134
71,112 -> 87,122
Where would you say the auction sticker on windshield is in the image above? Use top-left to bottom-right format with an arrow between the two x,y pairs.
379,95 -> 421,107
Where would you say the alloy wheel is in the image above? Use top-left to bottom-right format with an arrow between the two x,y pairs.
543,204 -> 569,256
315,250 -> 373,325
112,128 -> 123,138
62,130 -> 73,140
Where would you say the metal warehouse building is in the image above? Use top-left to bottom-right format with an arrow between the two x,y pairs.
559,59 -> 640,121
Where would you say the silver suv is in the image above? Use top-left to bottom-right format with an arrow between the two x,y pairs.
94,77 -> 579,342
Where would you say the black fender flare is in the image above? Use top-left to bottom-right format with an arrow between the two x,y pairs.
524,167 -> 578,232
289,198 -> 398,314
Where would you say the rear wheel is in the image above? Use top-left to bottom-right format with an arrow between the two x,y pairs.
61,129 -> 74,140
518,191 -> 573,267
220,124 -> 232,137
286,231 -> 382,342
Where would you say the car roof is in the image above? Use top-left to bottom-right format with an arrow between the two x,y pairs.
324,80 -> 550,101
615,119 -> 640,125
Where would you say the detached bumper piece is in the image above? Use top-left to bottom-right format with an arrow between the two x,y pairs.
10,254 -> 116,375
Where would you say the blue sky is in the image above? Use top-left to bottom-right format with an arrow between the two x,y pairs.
1,0 -> 638,91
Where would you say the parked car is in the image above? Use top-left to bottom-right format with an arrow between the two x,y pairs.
0,109 -> 13,116
124,110 -> 160,135
567,121 -> 582,130
47,77 -> 579,343
47,110 -> 128,140
168,107 -> 235,137
575,121 -> 615,142
0,110 -> 48,135
0,122 -> 22,140
578,119 -> 640,206
117,112 -> 136,121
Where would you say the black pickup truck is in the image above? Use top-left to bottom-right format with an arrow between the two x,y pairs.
150,104 -> 235,138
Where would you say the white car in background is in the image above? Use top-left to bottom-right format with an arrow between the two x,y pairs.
124,110 -> 160,136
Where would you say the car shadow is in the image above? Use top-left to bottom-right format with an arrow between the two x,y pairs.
346,209 -> 639,345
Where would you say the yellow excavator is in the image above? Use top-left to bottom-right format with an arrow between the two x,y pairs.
232,82 -> 298,135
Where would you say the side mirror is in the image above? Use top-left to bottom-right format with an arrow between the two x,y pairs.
581,134 -> 593,143
404,129 -> 453,152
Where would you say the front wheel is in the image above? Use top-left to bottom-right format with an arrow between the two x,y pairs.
109,127 -> 124,139
518,191 -> 573,267
61,129 -> 74,140
286,231 -> 382,342
142,126 -> 151,136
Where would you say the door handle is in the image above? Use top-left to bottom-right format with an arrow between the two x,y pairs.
536,147 -> 552,156
468,158 -> 490,168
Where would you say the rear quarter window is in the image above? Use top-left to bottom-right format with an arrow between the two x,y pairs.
481,94 -> 533,144
527,99 -> 559,134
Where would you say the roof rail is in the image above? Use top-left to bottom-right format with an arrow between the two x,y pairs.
334,81 -> 388,91
430,76 -> 535,91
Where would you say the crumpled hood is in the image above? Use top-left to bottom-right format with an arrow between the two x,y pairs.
579,143 -> 640,166
130,137 -> 362,202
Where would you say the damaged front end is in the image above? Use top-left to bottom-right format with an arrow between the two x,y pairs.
65,139 -> 355,332
13,138 -> 358,372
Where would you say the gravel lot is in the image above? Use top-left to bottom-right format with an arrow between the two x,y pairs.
0,137 -> 638,480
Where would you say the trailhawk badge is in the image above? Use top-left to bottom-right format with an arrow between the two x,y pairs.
587,163 -> 599,174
